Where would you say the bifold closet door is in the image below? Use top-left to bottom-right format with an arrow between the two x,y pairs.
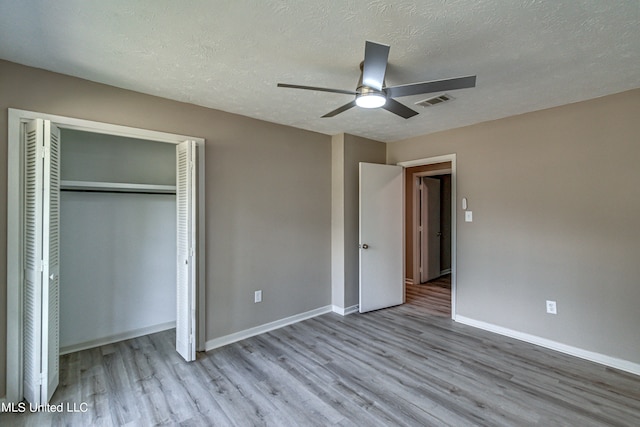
176,140 -> 197,362
23,118 -> 60,404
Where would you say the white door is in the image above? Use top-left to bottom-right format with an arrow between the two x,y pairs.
359,162 -> 404,313
420,177 -> 441,282
176,140 -> 197,361
23,119 -> 60,404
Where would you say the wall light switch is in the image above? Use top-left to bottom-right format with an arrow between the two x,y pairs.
254,290 -> 262,303
465,211 -> 473,222
546,300 -> 557,314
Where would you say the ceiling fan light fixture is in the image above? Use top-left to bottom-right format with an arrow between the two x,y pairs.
356,91 -> 386,109
277,41 -> 475,119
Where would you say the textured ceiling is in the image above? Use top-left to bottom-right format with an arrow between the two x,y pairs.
0,1 -> 638,142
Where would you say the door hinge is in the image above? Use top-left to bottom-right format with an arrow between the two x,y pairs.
38,372 -> 47,385
189,247 -> 195,257
38,259 -> 47,272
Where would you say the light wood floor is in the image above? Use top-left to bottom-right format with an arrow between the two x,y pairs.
4,288 -> 640,426
406,274 -> 451,317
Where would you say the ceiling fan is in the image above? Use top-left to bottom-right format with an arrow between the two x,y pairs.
278,41 -> 476,119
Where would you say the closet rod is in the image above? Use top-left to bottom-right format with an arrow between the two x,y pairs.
61,188 -> 176,195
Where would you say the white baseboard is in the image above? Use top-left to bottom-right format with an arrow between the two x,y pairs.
405,278 -> 414,285
455,316 -> 640,376
59,321 -> 176,355
440,268 -> 452,275
332,304 -> 359,316
205,305 -> 332,352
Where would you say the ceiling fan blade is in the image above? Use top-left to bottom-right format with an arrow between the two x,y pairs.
381,98 -> 419,119
362,41 -> 390,91
386,75 -> 476,98
322,100 -> 357,118
277,83 -> 357,96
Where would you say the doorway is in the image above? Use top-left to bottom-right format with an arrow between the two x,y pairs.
404,162 -> 452,285
6,109 -> 206,403
417,174 -> 452,284
398,155 -> 457,318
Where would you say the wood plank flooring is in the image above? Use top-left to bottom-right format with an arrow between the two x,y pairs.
3,289 -> 640,426
406,274 -> 451,317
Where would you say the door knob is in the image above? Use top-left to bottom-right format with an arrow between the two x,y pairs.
360,244 -> 369,249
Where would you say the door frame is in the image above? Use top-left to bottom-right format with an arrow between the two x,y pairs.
6,108 -> 206,402
398,154 -> 457,319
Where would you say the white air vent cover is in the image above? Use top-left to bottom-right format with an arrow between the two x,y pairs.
415,94 -> 454,107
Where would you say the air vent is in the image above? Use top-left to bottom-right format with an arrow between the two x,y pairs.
415,94 -> 454,107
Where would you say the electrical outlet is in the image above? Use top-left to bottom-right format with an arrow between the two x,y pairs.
254,290 -> 262,303
546,300 -> 557,314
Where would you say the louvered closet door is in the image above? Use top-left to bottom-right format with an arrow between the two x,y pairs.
42,121 -> 60,401
23,119 -> 44,405
176,140 -> 196,361
23,119 -> 60,404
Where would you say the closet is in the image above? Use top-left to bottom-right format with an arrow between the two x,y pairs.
8,111 -> 201,405
59,130 -> 177,354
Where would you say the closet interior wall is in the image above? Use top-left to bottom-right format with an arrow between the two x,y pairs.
59,129 -> 177,353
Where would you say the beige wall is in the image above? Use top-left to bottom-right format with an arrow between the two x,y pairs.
388,89 -> 640,364
331,134 -> 346,308
0,60 -> 332,396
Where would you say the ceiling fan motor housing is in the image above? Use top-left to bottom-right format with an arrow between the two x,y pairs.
356,61 -> 387,108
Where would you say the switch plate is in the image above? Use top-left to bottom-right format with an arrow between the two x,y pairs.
465,211 -> 473,222
254,290 -> 262,303
546,300 -> 557,314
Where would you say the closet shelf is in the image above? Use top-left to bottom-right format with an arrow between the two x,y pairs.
60,180 -> 176,194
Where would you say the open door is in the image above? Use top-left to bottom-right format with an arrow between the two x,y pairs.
359,162 -> 404,313
176,140 -> 197,361
420,177 -> 441,283
23,119 -> 60,404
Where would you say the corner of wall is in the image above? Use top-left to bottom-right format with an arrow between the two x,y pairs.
331,134 -> 346,309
